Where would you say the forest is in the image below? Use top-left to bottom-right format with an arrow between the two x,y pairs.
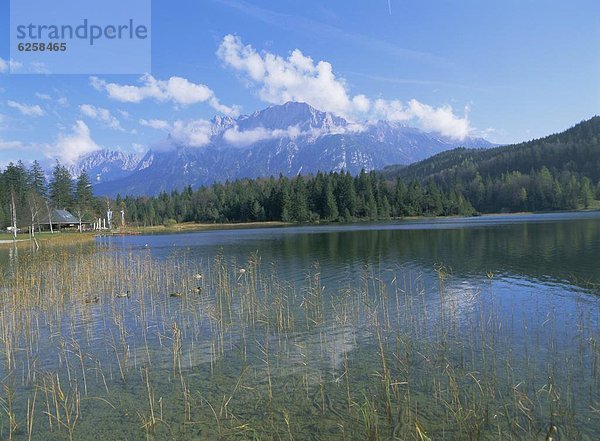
0,160 -> 94,231
383,116 -> 600,212
0,162 -> 474,228
0,117 -> 598,229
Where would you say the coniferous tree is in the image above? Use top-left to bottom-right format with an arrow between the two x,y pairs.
75,171 -> 94,209
292,177 -> 310,222
336,171 -> 357,220
279,180 -> 293,222
74,170 -> 94,225
50,161 -> 74,210
580,177 -> 594,208
323,179 -> 339,220
28,160 -> 47,197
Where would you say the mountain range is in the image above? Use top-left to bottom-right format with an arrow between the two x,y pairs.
69,149 -> 143,185
72,102 -> 493,196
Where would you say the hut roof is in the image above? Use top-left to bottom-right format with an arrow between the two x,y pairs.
39,209 -> 80,225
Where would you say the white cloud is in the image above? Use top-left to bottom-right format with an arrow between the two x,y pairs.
223,125 -> 302,147
0,58 -> 22,73
373,99 -> 411,122
137,118 -> 215,148
217,35 -> 472,139
52,121 -> 101,164
90,74 -> 240,116
0,120 -> 103,164
140,118 -> 170,130
221,123 -> 367,147
29,62 -> 49,74
217,35 -> 353,118
371,99 -> 470,139
57,97 -> 69,107
405,100 -> 470,140
7,100 -> 45,117
35,92 -> 52,100
132,143 -> 146,153
140,118 -> 217,148
0,139 -> 25,150
147,118 -> 365,150
79,104 -> 124,131
171,119 -> 213,147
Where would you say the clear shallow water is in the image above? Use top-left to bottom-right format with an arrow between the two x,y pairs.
100,211 -> 600,289
0,211 -> 599,440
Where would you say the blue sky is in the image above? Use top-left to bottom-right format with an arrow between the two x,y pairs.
0,0 -> 598,166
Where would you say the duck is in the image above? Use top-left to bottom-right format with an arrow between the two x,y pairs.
116,290 -> 130,299
85,295 -> 100,304
194,273 -> 203,280
195,286 -> 202,293
170,291 -> 183,298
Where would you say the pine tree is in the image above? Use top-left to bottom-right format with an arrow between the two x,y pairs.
336,171 -> 357,220
280,184 -> 293,222
292,177 -> 310,222
28,160 -> 47,197
73,170 -> 94,224
323,179 -> 339,220
75,171 -> 94,210
393,179 -> 407,217
50,161 -> 74,210
580,177 -> 594,208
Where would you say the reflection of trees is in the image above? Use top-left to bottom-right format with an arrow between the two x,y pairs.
196,217 -> 600,292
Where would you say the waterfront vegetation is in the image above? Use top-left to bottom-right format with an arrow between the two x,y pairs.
1,160 -> 599,232
0,232 -> 95,247
0,238 -> 598,440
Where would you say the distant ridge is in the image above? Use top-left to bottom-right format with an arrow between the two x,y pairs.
382,116 -> 600,183
379,116 -> 600,212
80,101 -> 492,196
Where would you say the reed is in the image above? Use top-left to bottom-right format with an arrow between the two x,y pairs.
0,242 -> 597,439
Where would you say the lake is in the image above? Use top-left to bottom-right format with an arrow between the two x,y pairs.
0,211 -> 599,440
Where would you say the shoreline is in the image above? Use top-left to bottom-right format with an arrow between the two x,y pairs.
128,220 -> 289,234
0,232 -> 96,248
1,209 -> 598,245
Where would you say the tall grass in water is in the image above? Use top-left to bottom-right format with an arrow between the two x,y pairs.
0,244 -> 597,439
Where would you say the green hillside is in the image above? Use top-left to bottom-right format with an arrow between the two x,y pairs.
381,116 -> 600,212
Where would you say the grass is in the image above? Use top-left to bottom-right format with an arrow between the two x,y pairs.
0,220 -> 288,245
0,231 -> 95,248
0,245 -> 597,439
120,220 -> 290,234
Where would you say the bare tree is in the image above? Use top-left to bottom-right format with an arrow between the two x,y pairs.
25,192 -> 42,250
44,199 -> 54,234
74,206 -> 85,232
105,198 -> 113,230
10,190 -> 18,243
26,191 -> 42,238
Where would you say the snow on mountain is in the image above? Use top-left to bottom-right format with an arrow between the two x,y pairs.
69,150 -> 142,183
87,102 -> 493,196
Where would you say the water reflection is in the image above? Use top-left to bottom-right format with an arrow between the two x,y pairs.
96,211 -> 600,293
